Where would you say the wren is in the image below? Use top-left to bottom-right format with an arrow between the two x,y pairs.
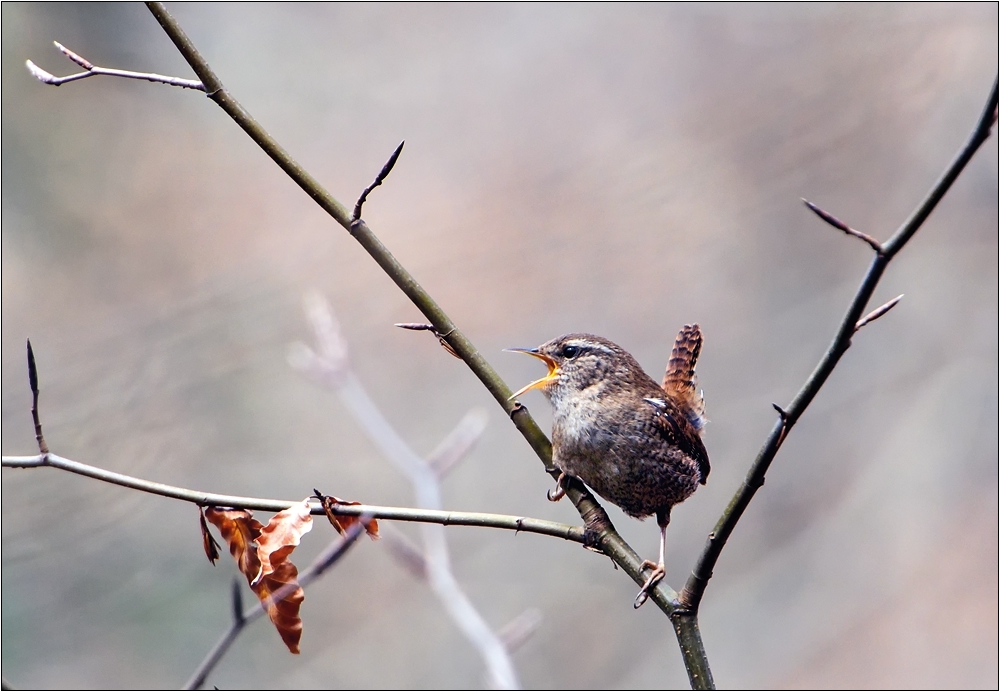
508,325 -> 709,607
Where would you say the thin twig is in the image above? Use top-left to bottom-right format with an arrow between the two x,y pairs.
802,199 -> 884,253
395,323 -> 461,358
854,294 -> 904,332
291,295 -> 520,689
352,141 -> 404,222
680,77 -> 999,614
26,42 -> 204,90
26,340 -> 48,455
185,521 -> 369,690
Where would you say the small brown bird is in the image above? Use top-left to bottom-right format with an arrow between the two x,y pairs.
508,326 -> 709,607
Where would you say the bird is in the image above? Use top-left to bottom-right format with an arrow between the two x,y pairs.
507,325 -> 709,608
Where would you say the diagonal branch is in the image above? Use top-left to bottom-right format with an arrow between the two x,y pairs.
679,76 -> 999,613
141,2 -> 695,637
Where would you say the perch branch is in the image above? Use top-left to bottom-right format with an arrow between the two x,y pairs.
26,41 -> 204,90
680,76 -> 999,613
1,453 -> 585,542
142,3 -> 714,683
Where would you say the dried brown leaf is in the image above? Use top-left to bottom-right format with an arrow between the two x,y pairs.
199,508 -> 221,564
204,507 -> 264,584
205,503 -> 311,654
256,498 -> 313,581
253,547 -> 306,654
314,490 -> 379,539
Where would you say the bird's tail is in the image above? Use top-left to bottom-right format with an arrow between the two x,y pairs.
662,324 -> 706,431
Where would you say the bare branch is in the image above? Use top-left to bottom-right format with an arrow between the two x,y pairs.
680,77 -> 999,615
427,409 -> 488,477
802,199 -> 884,253
352,141 -> 405,222
496,608 -> 543,654
1,453 -> 584,542
26,42 -> 204,90
855,294 -> 904,332
291,295 -> 520,689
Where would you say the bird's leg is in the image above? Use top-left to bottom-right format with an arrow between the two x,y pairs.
633,521 -> 668,609
546,471 -> 567,502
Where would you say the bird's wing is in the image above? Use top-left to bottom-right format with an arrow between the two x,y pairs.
644,396 -> 711,484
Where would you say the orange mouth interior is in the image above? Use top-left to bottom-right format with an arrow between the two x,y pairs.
506,348 -> 560,399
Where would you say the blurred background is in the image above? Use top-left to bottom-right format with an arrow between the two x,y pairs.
2,3 -> 997,689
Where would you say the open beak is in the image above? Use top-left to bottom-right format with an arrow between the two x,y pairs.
505,347 -> 560,399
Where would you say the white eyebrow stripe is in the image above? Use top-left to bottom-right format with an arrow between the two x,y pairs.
578,343 -> 615,355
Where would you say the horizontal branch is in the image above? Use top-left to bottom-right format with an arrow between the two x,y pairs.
27,41 -> 205,90
1,453 -> 585,543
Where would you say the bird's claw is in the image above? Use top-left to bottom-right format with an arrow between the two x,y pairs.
546,472 -> 567,502
633,560 -> 665,609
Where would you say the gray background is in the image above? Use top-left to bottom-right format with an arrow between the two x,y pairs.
2,3 -> 997,689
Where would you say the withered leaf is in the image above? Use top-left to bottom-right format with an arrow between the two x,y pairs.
205,503 -> 310,654
256,498 -> 313,582
253,543 -> 306,654
314,489 -> 379,539
204,507 -> 264,584
199,508 -> 222,564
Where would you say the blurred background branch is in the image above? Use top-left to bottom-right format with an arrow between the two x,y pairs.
289,292 -> 519,688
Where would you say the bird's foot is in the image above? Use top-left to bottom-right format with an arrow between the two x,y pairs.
633,560 -> 665,609
546,472 -> 567,502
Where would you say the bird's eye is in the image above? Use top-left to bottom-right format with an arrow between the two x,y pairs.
561,345 -> 579,358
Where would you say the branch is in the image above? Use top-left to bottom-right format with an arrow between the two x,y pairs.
680,76 -> 999,613
290,294 -> 519,689
185,520 -> 370,690
26,41 -> 205,90
1,453 -> 585,543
